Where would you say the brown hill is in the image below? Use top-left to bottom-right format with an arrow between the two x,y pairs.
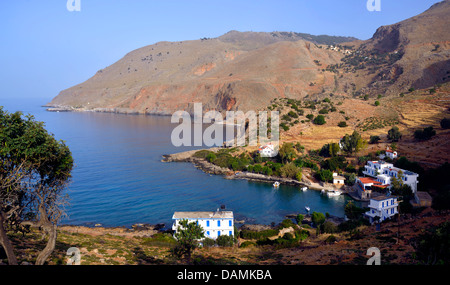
49,1 -> 449,118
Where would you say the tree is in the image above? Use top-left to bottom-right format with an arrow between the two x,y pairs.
313,115 -> 326,125
387,126 -> 402,142
280,162 -> 300,179
414,126 -> 436,141
329,143 -> 340,157
340,131 -> 366,155
172,219 -> 205,261
318,169 -> 333,182
344,201 -> 367,220
279,142 -> 296,163
369,135 -> 381,144
440,118 -> 450,129
0,108 -> 73,265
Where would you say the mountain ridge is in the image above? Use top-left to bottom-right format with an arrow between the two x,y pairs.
49,1 -> 450,116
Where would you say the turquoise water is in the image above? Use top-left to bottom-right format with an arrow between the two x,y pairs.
1,97 -> 356,227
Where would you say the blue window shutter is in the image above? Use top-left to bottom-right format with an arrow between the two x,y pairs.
218,220 -> 221,227
206,221 -> 210,227
207,231 -> 210,236
218,231 -> 221,236
229,220 -> 232,227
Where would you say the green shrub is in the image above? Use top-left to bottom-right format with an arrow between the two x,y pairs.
239,241 -> 256,248
325,235 -> 337,243
193,150 -> 213,159
216,235 -> 235,247
441,118 -> 450,129
313,115 -> 326,125
338,121 -> 347,128
202,238 -> 216,247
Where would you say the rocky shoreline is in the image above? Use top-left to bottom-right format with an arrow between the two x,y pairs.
44,104 -> 172,116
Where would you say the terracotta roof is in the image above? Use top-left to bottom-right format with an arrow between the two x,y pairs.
358,177 -> 380,184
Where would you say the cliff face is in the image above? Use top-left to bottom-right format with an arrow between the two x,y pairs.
49,1 -> 450,115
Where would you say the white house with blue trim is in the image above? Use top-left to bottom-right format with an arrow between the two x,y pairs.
363,160 -> 419,193
172,210 -> 234,240
365,195 -> 399,224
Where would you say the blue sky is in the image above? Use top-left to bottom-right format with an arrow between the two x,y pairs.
0,0 -> 443,101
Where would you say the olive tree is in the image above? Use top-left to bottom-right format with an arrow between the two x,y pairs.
0,108 -> 73,265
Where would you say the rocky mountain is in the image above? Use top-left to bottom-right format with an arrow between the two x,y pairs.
49,1 -> 450,115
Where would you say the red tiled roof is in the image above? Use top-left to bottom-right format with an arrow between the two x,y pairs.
358,177 -> 379,184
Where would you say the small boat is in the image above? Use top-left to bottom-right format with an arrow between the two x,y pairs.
273,181 -> 280,188
305,206 -> 310,212
300,186 -> 308,191
326,190 -> 342,197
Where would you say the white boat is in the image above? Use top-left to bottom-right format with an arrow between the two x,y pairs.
305,206 -> 310,212
326,190 -> 342,197
273,181 -> 280,188
300,186 -> 307,191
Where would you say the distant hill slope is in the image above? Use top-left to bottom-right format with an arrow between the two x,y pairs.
49,1 -> 450,115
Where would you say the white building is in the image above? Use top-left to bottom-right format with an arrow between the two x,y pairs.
365,195 -> 399,224
332,173 -> 345,185
363,160 -> 419,193
385,149 -> 398,159
172,210 -> 234,240
258,143 -> 276,157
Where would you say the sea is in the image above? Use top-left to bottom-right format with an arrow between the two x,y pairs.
1,97 -> 358,228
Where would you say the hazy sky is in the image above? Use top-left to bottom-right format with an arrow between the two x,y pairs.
0,0 -> 443,101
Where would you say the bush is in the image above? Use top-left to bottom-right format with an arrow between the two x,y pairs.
311,212 -> 325,227
319,108 -> 329,114
325,235 -> 337,243
280,163 -> 301,179
374,100 -> 380,106
317,169 -> 333,182
206,152 -> 216,162
239,241 -> 256,248
321,221 -> 338,234
369,135 -> 381,144
440,118 -> 450,129
296,214 -> 304,225
240,229 -> 279,240
193,150 -> 213,159
288,111 -> 298,118
216,235 -> 235,247
202,238 -> 216,247
414,126 -> 436,141
306,114 -> 314,120
338,121 -> 347,128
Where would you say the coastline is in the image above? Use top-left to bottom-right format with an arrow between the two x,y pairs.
44,104 -> 173,116
162,148 -> 347,193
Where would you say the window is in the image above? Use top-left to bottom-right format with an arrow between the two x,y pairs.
206,221 -> 210,227
218,231 -> 221,237
206,231 -> 210,236
229,231 -> 232,236
229,220 -> 232,227
217,220 -> 221,227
